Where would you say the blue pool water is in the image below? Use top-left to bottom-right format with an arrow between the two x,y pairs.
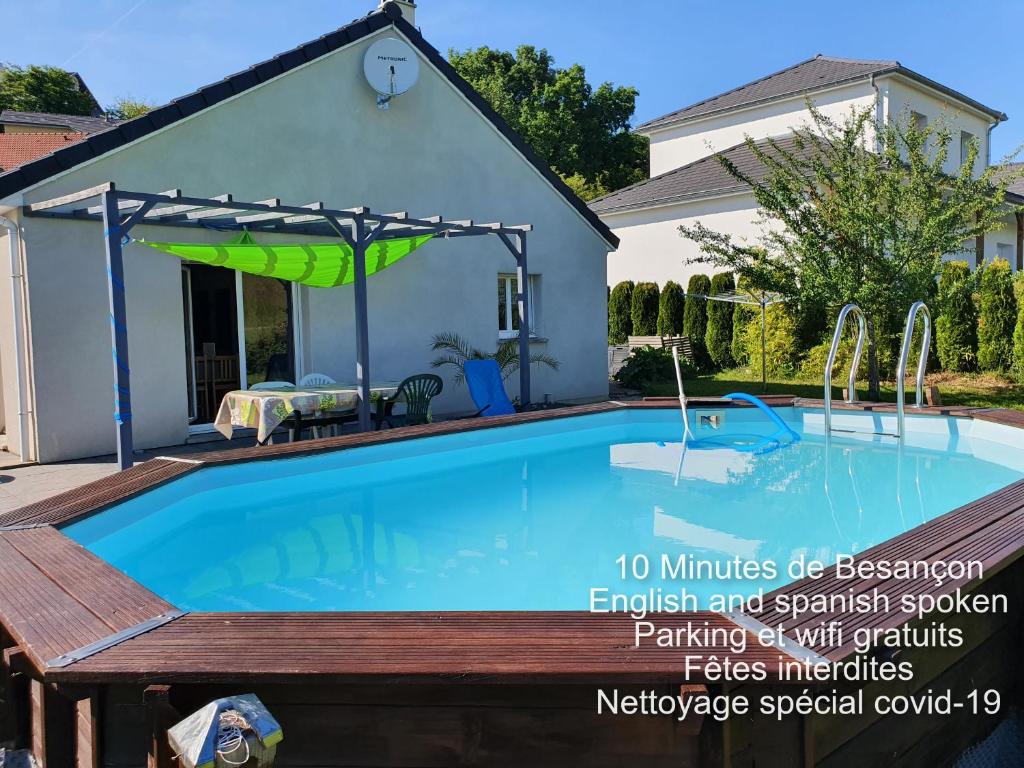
66,408 -> 1024,612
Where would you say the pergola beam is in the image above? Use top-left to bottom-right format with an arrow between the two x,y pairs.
23,185 -> 535,459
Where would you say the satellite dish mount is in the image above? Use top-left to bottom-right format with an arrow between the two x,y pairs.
363,37 -> 420,111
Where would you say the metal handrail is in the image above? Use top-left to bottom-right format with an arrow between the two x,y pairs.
823,303 -> 867,434
896,301 -> 931,440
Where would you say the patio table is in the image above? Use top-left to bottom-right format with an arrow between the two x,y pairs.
214,382 -> 400,443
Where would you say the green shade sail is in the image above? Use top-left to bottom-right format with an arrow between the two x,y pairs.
139,230 -> 434,288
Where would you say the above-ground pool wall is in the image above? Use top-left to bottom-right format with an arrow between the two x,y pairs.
13,21 -> 611,463
99,682 -> 710,768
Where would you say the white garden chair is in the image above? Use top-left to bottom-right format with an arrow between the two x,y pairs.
299,372 -> 336,387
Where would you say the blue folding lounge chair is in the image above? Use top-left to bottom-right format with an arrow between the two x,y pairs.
464,359 -> 516,417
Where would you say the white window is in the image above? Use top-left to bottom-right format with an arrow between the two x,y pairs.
497,273 -> 538,339
960,130 -> 976,166
911,111 -> 928,132
997,242 -> 1015,264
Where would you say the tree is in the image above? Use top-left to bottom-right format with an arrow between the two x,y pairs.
705,271 -> 735,368
684,274 -> 712,368
449,45 -> 648,199
0,64 -> 98,115
608,281 -> 634,343
105,97 -> 154,120
657,280 -> 686,336
977,258 -> 1017,372
935,260 -> 978,372
679,103 -> 1022,398
631,282 -> 660,335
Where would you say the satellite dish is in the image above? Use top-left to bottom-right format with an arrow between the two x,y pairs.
363,37 -> 419,110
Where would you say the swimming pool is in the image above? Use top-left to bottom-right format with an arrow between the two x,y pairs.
65,406 -> 1024,612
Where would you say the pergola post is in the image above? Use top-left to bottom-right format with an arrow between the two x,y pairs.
101,189 -> 134,470
352,215 -> 372,431
515,232 -> 531,407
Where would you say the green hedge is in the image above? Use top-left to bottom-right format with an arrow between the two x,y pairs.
705,271 -> 735,368
1014,303 -> 1024,383
608,281 -> 634,344
684,274 -> 711,368
935,261 -> 978,372
978,258 -> 1017,372
657,280 -> 686,336
631,282 -> 660,335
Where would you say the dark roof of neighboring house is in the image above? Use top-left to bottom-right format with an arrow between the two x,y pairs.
591,138 -> 1024,215
637,55 -> 1006,132
0,3 -> 616,247
0,132 -> 87,172
589,135 -> 801,214
998,162 -> 1024,199
0,110 -> 119,134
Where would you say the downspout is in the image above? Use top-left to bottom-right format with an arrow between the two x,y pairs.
869,74 -> 884,150
0,215 -> 30,462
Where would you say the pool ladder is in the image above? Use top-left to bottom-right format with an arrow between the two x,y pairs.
822,302 -> 931,440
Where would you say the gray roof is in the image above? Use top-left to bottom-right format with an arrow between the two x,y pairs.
994,161 -> 1024,205
589,135 -> 800,214
637,55 -> 1006,132
0,110 -> 120,135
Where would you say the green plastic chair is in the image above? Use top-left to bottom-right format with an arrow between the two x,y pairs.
375,374 -> 444,429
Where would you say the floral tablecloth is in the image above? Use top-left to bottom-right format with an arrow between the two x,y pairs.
214,383 -> 400,443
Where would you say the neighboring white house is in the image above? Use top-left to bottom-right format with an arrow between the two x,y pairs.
0,0 -> 617,463
593,54 -> 1024,289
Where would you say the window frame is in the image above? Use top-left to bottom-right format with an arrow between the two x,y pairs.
497,272 -> 537,340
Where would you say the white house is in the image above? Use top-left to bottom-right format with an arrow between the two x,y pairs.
592,55 -> 1024,290
0,0 -> 617,464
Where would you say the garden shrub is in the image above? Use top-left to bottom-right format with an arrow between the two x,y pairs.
657,280 -> 686,336
1014,304 -> 1024,383
614,346 -> 695,393
744,304 -> 798,378
705,271 -> 735,368
798,336 -> 869,381
977,258 -> 1017,372
631,282 -> 660,336
608,281 -> 634,344
684,274 -> 711,368
935,260 -> 978,372
731,275 -> 755,365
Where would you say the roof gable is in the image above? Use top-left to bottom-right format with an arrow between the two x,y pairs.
637,55 -> 1004,133
0,2 -> 616,248
0,111 -> 119,134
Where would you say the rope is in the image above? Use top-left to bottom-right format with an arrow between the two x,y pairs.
216,709 -> 252,765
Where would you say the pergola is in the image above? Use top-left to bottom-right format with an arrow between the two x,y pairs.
25,183 -> 534,469
685,288 -> 787,392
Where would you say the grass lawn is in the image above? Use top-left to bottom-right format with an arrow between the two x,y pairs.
643,366 -> 1024,412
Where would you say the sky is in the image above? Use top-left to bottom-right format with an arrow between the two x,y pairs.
3,0 -> 1023,160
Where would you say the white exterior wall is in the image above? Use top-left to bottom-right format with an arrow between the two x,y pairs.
644,82 -> 877,176
5,26 -> 611,463
605,193 -> 764,289
878,74 -> 995,177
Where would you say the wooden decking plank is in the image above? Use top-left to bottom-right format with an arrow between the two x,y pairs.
52,611 -> 783,683
1,527 -> 174,630
0,459 -> 196,529
0,534 -> 120,670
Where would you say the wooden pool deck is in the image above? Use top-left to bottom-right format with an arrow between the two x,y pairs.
1,398 -> 1023,688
